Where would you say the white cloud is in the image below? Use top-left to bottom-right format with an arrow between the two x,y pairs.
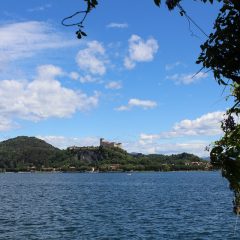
132,111 -> 230,156
116,98 -> 157,111
124,35 -> 159,69
69,72 -> 79,80
37,136 -> 99,149
166,72 -> 208,85
76,41 -> 107,75
0,21 -> 77,68
27,4 -> 51,12
37,65 -> 64,79
107,23 -> 128,29
105,81 -> 122,90
140,133 -> 159,141
124,139 -> 209,156
124,57 -> 135,70
79,74 -> 99,83
0,64 -> 99,129
167,111 -> 224,137
139,111 -> 225,143
0,116 -> 18,131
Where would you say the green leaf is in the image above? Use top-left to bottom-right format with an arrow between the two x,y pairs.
92,0 -> 98,6
81,31 -> 87,37
196,59 -> 202,64
218,79 -> 228,86
154,0 -> 161,7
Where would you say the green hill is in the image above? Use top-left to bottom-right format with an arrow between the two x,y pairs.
0,136 -> 210,172
0,136 -> 61,171
67,146 -> 210,172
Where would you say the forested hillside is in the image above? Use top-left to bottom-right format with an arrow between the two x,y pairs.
0,136 -> 210,172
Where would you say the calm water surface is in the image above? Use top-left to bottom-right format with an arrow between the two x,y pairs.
0,171 -> 239,239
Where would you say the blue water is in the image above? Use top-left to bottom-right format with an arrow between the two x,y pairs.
0,171 -> 239,239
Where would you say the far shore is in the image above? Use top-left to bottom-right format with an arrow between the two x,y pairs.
1,169 -> 215,174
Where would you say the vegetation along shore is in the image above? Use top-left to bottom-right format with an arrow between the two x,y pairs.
0,136 -> 212,173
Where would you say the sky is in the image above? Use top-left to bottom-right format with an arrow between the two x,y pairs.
0,0 -> 232,156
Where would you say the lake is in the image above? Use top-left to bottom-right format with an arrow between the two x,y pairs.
0,171 -> 239,239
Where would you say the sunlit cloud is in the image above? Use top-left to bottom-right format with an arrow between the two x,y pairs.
116,98 -> 157,111
140,111 -> 224,141
166,72 -> 208,85
76,41 -> 107,76
124,139 -> 209,157
0,64 -> 99,130
124,35 -> 159,69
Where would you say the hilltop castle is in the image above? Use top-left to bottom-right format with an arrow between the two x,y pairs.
67,138 -> 123,151
100,138 -> 122,149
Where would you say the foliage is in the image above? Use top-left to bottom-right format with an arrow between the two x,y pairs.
156,0 -> 240,214
151,0 -> 240,214
62,0 -> 98,39
0,136 -> 61,171
197,2 -> 240,85
62,0 -> 224,38
0,137 -> 209,172
195,1 -> 240,213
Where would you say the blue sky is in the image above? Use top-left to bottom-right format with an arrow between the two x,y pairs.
0,0 -> 232,156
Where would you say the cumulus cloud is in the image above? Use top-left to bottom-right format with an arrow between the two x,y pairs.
166,111 -> 224,137
124,139 -> 209,156
134,111 -> 229,156
0,64 -> 99,129
107,23 -> 128,28
124,35 -> 159,69
116,98 -> 157,111
139,111 -> 225,144
76,41 -> 107,75
37,64 -> 64,79
37,136 -> 99,149
166,72 -> 208,85
0,21 -> 76,68
105,81 -> 122,90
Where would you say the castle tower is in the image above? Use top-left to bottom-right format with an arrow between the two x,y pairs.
100,138 -> 104,146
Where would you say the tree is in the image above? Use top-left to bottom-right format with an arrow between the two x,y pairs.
195,0 -> 240,214
62,0 -> 240,213
161,0 -> 240,214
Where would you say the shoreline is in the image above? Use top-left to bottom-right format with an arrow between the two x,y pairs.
0,169 -> 215,174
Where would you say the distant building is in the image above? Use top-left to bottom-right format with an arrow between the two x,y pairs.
110,164 -> 120,170
100,138 -> 122,149
67,146 -> 80,151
